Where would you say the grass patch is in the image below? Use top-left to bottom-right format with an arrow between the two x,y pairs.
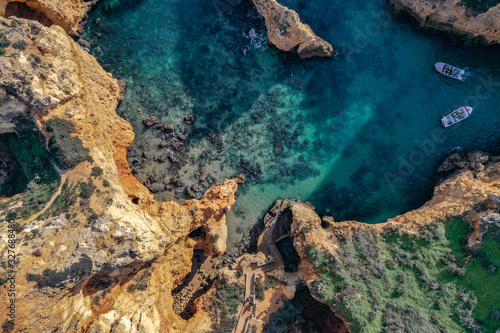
307,220 -> 491,332
444,218 -> 471,260
440,220 -> 500,332
46,180 -> 78,217
19,181 -> 59,218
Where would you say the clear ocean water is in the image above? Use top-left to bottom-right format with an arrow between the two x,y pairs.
83,0 -> 500,247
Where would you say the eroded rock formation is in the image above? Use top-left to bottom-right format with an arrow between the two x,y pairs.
292,153 -> 500,265
0,0 -> 99,36
282,153 -> 500,330
252,0 -> 334,59
389,0 -> 500,44
0,17 -> 239,332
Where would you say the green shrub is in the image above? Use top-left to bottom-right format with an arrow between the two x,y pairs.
490,309 -> 500,321
1,118 -> 58,198
255,277 -> 265,300
48,181 -> 77,216
90,166 -> 103,177
79,180 -> 94,199
382,302 -> 437,333
86,212 -> 99,227
5,211 -> 17,220
12,40 -> 27,50
0,47 -> 5,56
207,280 -> 245,332
46,118 -> 91,170
264,302 -> 301,333
0,35 -> 10,47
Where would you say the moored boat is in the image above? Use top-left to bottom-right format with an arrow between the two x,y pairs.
441,106 -> 473,127
435,62 -> 465,81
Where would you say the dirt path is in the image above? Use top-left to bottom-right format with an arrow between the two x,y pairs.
20,162 -> 92,225
20,172 -> 69,225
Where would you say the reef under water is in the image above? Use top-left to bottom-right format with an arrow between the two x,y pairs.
82,0 -> 500,246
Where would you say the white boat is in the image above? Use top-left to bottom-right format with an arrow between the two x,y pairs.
441,106 -> 473,127
435,62 -> 465,81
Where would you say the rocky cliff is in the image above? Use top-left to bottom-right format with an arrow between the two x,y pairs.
252,0 -> 334,59
293,151 -> 500,273
1,0 -> 499,331
287,152 -> 500,331
0,17 -> 240,332
389,0 -> 500,44
0,0 -> 97,36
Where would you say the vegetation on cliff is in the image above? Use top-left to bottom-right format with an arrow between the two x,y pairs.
206,277 -> 245,333
45,118 -> 91,170
0,116 -> 58,196
308,215 -> 500,332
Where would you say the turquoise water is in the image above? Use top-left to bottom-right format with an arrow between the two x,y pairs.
83,0 -> 500,247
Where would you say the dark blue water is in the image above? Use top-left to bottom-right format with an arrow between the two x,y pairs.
83,0 -> 500,246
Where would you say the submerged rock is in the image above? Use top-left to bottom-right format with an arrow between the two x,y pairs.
252,0 -> 334,59
172,141 -> 184,150
168,152 -> 179,163
273,141 -> 284,155
142,116 -> 158,127
184,114 -> 196,125
437,151 -> 491,173
159,122 -> 174,133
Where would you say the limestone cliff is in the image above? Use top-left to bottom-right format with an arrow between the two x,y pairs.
0,17 -> 239,332
0,0 -> 96,36
389,0 -> 500,44
292,152 -> 500,276
252,0 -> 334,59
286,152 -> 500,331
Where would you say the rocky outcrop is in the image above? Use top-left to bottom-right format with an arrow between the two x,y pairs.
0,17 -> 239,332
389,0 -> 500,44
282,154 -> 500,330
437,151 -> 490,173
252,0 -> 334,59
291,152 -> 500,263
0,0 -> 99,36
